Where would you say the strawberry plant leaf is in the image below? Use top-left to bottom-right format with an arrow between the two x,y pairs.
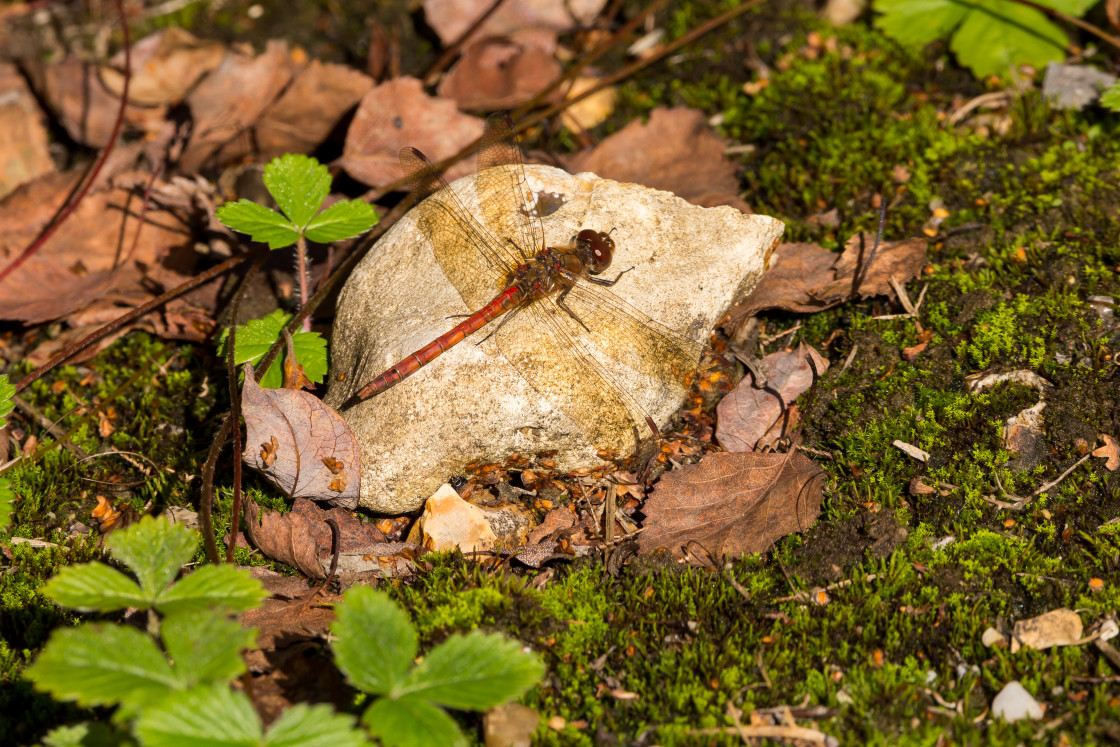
105,517 -> 197,601
156,564 -> 267,615
162,610 -> 257,688
216,200 -> 300,250
42,722 -> 132,747
44,562 -> 148,611
218,309 -> 328,389
0,477 -> 14,533
264,703 -> 370,747
0,373 -> 14,428
1100,80 -> 1120,112
873,0 -> 967,46
304,200 -> 378,244
264,154 -> 331,229
361,698 -> 465,747
874,0 -> 1099,79
133,685 -> 262,747
330,586 -> 417,696
25,623 -> 180,708
395,630 -> 543,710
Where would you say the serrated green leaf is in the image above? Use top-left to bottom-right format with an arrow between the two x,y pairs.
874,0 -> 1094,80
133,684 -> 262,747
951,1 -> 1067,79
395,630 -> 543,710
44,562 -> 148,611
1102,80 -> 1120,111
218,310 -> 328,389
0,476 -> 14,533
216,200 -> 301,250
106,516 -> 196,598
264,154 -> 331,229
25,623 -> 180,708
0,373 -> 14,429
42,722 -> 134,747
156,564 -> 267,615
330,586 -> 417,696
162,610 -> 257,688
361,698 -> 465,747
304,200 -> 379,244
873,0 -> 968,46
265,703 -> 369,747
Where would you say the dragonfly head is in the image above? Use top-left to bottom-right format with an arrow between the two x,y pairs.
576,229 -> 614,274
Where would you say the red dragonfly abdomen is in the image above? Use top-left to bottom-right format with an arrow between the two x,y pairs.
352,284 -> 526,400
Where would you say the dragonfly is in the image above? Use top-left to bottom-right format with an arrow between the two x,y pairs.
343,114 -> 711,452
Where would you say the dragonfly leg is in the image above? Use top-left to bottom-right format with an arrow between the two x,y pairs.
585,265 -> 634,287
555,287 -> 591,332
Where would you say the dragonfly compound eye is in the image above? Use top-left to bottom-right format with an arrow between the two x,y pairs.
577,228 -> 613,274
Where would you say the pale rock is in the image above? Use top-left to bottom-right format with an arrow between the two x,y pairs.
406,483 -> 532,552
981,627 -> 1007,648
328,164 -> 782,512
484,702 -> 541,747
1010,608 -> 1083,653
991,681 -> 1044,722
1098,617 -> 1119,642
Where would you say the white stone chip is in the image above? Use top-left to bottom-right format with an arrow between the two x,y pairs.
991,681 -> 1044,722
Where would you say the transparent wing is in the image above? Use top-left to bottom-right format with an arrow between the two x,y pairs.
475,114 -> 546,261
495,298 -> 654,453
561,276 -> 709,397
399,146 -> 520,310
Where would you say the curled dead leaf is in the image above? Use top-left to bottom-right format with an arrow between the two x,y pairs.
1092,434 -> 1119,471
564,108 -> 743,210
243,497 -> 413,580
241,364 -> 360,508
716,343 -> 828,452
638,451 -> 824,561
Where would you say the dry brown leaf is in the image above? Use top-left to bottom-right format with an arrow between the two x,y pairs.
715,344 -> 829,453
178,41 -> 296,172
254,60 -> 373,159
1108,0 -> 1120,30
0,61 -> 54,200
0,170 -> 195,323
243,497 -> 414,580
102,28 -> 225,107
422,0 -> 606,49
241,366 -> 361,507
527,504 -> 578,544
437,38 -> 561,111
1011,608 -> 1083,653
340,77 -> 484,188
1093,434 -> 1119,471
36,60 -> 165,148
239,592 -> 351,726
730,235 -> 928,323
565,108 -> 741,209
638,451 -> 824,561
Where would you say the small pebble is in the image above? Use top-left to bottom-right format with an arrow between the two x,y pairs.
981,627 -> 1006,648
992,681 -> 1043,722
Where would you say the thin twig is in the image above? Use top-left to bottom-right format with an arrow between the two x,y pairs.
223,259 -> 259,564
10,395 -> 90,460
422,0 -> 511,84
851,200 -> 887,297
13,251 -> 260,396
